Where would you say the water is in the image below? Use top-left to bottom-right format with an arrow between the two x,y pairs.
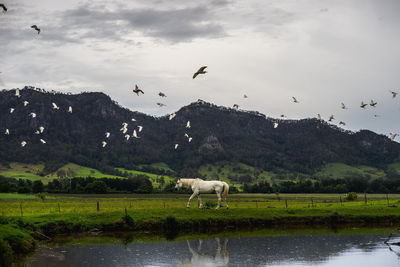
26,230 -> 400,267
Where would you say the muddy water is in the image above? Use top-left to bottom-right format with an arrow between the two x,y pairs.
26,229 -> 400,266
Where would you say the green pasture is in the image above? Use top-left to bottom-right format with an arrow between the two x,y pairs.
315,163 -> 386,180
1,193 -> 399,218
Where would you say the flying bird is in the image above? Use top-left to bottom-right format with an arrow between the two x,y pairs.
29,112 -> 36,118
4,129 -> 9,135
174,144 -> 179,149
369,100 -> 377,107
157,103 -> 166,107
390,91 -> 397,98
193,66 -> 207,79
280,114 -> 285,118
105,132 -> 110,138
131,130 -> 140,138
39,126 -> 44,133
101,141 -> 107,147
273,122 -> 279,128
244,94 -> 248,98
233,104 -> 239,109
131,118 -> 136,122
121,128 -> 128,134
124,134 -> 130,140
14,89 -> 21,98
67,106 -> 72,113
34,130 -> 40,135
168,113 -> 176,120
328,115 -> 335,122
188,137 -> 193,142
374,114 -> 380,118
390,133 -> 398,141
121,122 -> 128,128
137,126 -> 143,132
316,114 -> 322,121
292,97 -> 299,103
0,3 -> 7,12
360,101 -> 367,108
186,121 -> 191,128
23,101 -> 29,107
158,92 -> 166,97
184,133 -> 189,138
341,103 -> 347,109
21,141 -> 27,147
31,25 -> 40,34
339,121 -> 346,126
133,85 -> 144,95
40,139 -> 46,144
52,103 -> 60,110
9,108 -> 14,113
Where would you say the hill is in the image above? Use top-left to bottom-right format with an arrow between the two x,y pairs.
1,87 -> 400,181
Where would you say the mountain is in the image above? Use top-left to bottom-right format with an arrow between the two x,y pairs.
1,87 -> 400,177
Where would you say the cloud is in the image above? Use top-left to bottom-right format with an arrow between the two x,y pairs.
44,1 -> 229,44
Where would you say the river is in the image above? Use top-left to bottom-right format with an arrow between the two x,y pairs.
25,228 -> 400,266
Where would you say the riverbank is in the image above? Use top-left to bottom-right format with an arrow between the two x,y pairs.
1,193 -> 400,266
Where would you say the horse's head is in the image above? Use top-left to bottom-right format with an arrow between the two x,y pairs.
175,179 -> 183,189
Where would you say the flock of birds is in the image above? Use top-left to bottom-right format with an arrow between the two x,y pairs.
1,2 -> 399,150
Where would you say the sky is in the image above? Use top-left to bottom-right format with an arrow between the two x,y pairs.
1,0 -> 400,137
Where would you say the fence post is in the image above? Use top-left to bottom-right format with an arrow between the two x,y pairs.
285,199 -> 288,208
386,193 -> 389,207
340,196 -> 343,206
20,202 -> 23,217
97,200 -> 100,212
364,193 -> 367,206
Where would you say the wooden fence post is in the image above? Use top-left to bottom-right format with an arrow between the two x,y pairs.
285,199 -> 288,208
386,193 -> 389,206
340,196 -> 343,206
364,193 -> 367,206
97,200 -> 100,212
20,202 -> 23,217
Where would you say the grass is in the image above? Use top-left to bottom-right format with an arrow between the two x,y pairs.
0,193 -> 399,218
315,163 -> 386,180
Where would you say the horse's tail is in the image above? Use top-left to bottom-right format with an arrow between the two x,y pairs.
222,182 -> 229,198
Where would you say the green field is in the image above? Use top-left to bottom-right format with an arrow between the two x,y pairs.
0,162 -> 124,183
315,163 -> 387,180
1,193 -> 399,218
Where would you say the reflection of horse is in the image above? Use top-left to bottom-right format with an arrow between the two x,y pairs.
177,238 -> 229,267
175,178 -> 229,209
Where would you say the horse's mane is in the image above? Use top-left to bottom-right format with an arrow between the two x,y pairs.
179,178 -> 203,187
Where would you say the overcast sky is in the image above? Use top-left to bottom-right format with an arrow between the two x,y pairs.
1,0 -> 400,137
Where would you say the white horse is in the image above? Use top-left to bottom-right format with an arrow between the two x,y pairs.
175,178 -> 229,209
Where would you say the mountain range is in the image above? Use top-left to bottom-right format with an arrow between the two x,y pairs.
1,87 -> 400,179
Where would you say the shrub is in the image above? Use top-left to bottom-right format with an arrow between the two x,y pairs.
0,238 -> 13,267
121,209 -> 134,226
345,192 -> 358,201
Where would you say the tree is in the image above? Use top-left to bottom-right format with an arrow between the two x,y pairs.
32,180 -> 44,193
85,181 -> 109,194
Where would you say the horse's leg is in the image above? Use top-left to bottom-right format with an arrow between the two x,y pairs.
197,194 -> 203,208
223,195 -> 229,209
215,191 -> 222,209
187,191 -> 198,208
